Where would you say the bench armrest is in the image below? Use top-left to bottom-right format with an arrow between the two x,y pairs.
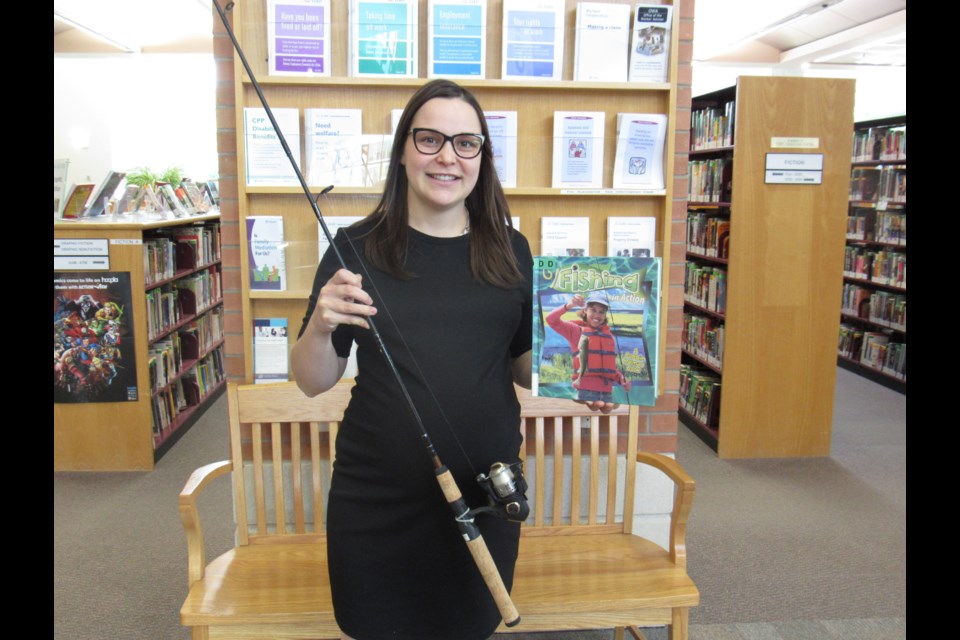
635,452 -> 695,569
179,460 -> 232,587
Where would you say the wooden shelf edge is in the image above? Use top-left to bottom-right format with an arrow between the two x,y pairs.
678,408 -> 719,452
837,357 -> 906,394
243,75 -> 673,92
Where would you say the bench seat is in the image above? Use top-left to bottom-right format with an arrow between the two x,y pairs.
180,382 -> 698,640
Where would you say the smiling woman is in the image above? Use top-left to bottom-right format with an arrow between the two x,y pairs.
290,79 -> 535,640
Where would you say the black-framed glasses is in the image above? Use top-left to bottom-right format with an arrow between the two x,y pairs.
409,128 -> 485,159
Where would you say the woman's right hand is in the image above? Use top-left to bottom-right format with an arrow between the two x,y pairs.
309,268 -> 378,334
568,294 -> 585,309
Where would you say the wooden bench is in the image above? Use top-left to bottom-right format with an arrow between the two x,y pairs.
180,381 -> 699,639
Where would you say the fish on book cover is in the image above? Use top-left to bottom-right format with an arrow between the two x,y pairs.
532,255 -> 661,406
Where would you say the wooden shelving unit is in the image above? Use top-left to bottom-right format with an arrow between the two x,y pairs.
680,76 -> 856,458
838,115 -> 906,392
54,213 -> 225,471
228,0 -> 681,389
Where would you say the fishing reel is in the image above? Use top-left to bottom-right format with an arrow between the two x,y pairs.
472,461 -> 530,523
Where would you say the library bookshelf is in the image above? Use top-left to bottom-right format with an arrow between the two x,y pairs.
54,213 -> 225,471
224,0 -> 683,429
839,115 -> 906,392
680,76 -> 855,458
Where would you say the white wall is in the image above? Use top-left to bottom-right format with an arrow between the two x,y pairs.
53,54 -> 218,188
692,63 -> 907,122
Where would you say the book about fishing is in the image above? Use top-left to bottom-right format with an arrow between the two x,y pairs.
532,255 -> 661,406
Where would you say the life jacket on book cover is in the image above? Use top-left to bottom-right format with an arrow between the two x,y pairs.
571,321 -> 619,389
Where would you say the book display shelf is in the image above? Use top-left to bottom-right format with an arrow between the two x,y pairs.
228,0 -> 681,389
839,115 -> 906,392
54,214 -> 226,471
679,76 -> 855,458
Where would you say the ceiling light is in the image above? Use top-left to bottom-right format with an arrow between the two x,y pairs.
54,11 -> 141,53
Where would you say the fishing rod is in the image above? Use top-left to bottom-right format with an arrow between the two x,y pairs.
211,0 -> 521,628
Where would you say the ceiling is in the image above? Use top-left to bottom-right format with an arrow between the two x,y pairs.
53,0 -> 906,67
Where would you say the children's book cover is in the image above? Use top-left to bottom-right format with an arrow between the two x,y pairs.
532,255 -> 661,406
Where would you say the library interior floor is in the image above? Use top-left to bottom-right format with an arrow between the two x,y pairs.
53,367 -> 905,640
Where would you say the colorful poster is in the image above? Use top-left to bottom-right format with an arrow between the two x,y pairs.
54,271 -> 138,404
532,256 -> 661,406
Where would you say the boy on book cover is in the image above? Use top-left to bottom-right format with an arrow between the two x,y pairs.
546,292 -> 631,404
533,256 -> 660,406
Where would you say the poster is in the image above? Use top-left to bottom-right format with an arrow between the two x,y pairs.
54,271 -> 139,404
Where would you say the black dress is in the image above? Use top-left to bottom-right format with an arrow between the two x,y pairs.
298,222 -> 533,640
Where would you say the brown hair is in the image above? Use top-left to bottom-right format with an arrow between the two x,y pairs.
358,79 -> 522,288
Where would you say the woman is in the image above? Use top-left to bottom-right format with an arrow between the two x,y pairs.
290,79 -> 531,640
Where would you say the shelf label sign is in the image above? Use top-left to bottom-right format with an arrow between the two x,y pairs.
771,137 -> 819,149
764,153 -> 824,184
54,238 -> 108,256
54,238 -> 110,270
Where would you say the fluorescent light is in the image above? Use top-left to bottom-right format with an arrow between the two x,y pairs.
54,11 -> 141,53
725,0 -> 844,49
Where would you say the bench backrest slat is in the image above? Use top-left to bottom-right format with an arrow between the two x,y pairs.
227,382 -> 639,544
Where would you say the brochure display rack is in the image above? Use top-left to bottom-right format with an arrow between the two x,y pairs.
225,0 -> 681,393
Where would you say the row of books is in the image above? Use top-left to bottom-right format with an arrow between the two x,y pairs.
149,334 -> 182,395
843,247 -> 907,290
59,172 -> 219,220
838,325 -> 906,381
144,238 -> 179,287
144,267 -> 222,341
686,211 -> 730,260
146,286 -> 182,341
679,364 -> 721,429
153,323 -> 225,394
175,268 -> 223,318
852,124 -> 906,163
690,100 -> 735,151
846,210 -> 906,246
267,0 -> 671,84
682,314 -> 724,371
187,348 -> 227,398
151,346 -> 226,440
841,284 -> 906,332
152,377 -> 190,438
245,106 -> 667,192
684,264 -> 726,316
168,224 -> 222,270
144,224 -> 223,286
184,309 -> 226,356
849,166 -> 906,204
688,157 -> 731,203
